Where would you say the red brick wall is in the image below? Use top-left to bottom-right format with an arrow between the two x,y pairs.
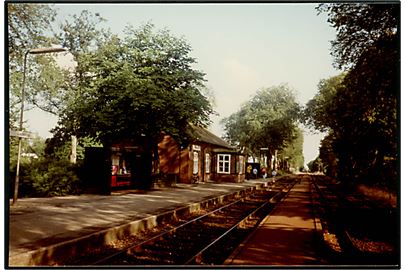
180,149 -> 191,183
158,135 -> 180,175
158,135 -> 245,183
158,135 -> 192,184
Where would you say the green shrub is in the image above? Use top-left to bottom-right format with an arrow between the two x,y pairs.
18,158 -> 82,197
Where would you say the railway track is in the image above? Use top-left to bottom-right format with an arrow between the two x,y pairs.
86,177 -> 297,266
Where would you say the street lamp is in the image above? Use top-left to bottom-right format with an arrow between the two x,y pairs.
13,47 -> 67,205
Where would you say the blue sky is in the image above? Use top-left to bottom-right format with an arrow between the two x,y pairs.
25,3 -> 340,164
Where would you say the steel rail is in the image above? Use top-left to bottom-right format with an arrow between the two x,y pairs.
92,197 -> 245,265
184,180 -> 297,265
184,193 -> 275,264
92,180 -> 293,266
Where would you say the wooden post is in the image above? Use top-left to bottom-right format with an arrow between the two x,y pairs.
70,135 -> 77,163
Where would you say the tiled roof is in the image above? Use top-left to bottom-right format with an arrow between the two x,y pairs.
190,125 -> 234,149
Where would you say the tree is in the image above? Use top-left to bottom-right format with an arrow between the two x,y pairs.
23,56 -> 69,115
8,3 -> 56,67
7,3 -> 57,129
54,23 -> 214,188
55,10 -> 108,88
307,61 -> 398,184
307,157 -> 323,173
21,10 -> 108,117
317,3 -> 399,70
307,3 -> 399,187
332,37 -> 399,184
7,3 -> 61,195
7,5 -> 108,198
318,131 -> 337,178
303,74 -> 345,132
222,84 -> 301,167
279,127 -> 304,171
48,10 -> 109,162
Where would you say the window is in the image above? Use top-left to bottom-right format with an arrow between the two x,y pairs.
217,154 -> 231,174
193,151 -> 199,174
111,153 -> 130,175
205,153 -> 211,173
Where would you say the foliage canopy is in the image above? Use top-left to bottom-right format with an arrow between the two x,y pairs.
54,23 -> 214,147
222,84 -> 302,162
7,3 -> 58,128
308,3 -> 399,187
317,3 -> 399,70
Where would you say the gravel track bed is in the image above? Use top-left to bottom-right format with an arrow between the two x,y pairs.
65,179 -> 295,266
311,175 -> 398,266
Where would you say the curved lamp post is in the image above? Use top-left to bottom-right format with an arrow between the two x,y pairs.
13,47 -> 67,205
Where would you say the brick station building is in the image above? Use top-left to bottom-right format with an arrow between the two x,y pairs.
84,126 -> 245,194
158,125 -> 246,184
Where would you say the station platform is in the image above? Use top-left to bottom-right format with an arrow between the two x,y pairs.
226,175 -> 323,266
8,178 -> 274,266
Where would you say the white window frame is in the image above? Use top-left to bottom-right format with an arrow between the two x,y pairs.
217,154 -> 231,174
205,153 -> 211,173
193,151 -> 199,174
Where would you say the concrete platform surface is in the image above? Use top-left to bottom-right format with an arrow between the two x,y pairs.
8,179 -> 271,266
226,176 -> 321,266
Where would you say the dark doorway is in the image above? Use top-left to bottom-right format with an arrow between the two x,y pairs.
84,147 -> 111,195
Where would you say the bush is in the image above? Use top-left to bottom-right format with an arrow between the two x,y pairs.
17,158 -> 82,197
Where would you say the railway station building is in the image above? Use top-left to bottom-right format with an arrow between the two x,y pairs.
158,125 -> 246,184
83,125 -> 245,194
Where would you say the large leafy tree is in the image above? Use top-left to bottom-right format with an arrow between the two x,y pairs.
7,3 -> 60,175
318,131 -> 338,178
7,3 -> 57,128
317,3 -> 399,70
307,3 -> 399,186
8,3 -> 56,67
332,36 -> 398,185
41,11 -> 109,162
222,85 -> 301,166
279,127 -> 304,171
54,23 -> 213,185
303,74 -> 345,132
55,10 -> 108,90
18,11 -> 107,118
306,62 -> 398,184
303,75 -> 342,177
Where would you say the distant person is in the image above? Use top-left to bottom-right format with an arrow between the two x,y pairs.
261,167 -> 267,179
246,165 -> 252,180
253,167 -> 258,179
271,170 -> 277,182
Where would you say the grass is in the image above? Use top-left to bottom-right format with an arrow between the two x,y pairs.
356,184 -> 397,208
